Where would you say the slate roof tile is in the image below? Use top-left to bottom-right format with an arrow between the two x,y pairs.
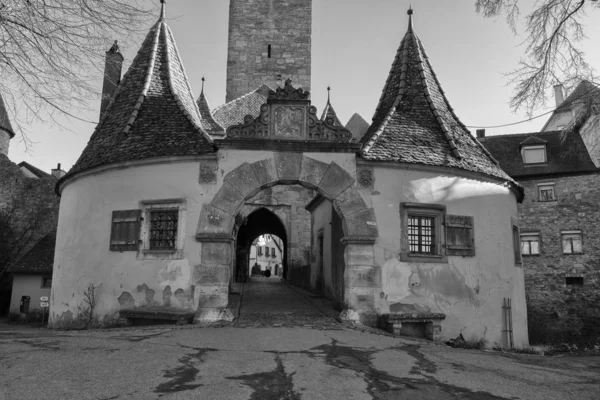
197,90 -> 225,137
479,130 -> 597,177
213,85 -> 272,130
346,113 -> 370,142
8,234 -> 56,274
320,93 -> 343,127
60,4 -> 213,185
17,161 -> 51,178
360,11 -> 515,187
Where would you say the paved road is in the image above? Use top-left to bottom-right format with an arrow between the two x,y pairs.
0,279 -> 598,400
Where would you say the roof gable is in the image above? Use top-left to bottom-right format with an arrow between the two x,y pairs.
61,4 -> 213,184
18,161 -> 50,178
519,136 -> 547,147
196,84 -> 225,137
359,10 -> 513,184
320,88 -> 343,127
480,131 -> 597,177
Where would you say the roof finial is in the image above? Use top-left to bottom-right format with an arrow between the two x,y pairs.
160,0 -> 166,21
201,76 -> 205,95
327,86 -> 331,103
407,5 -> 413,31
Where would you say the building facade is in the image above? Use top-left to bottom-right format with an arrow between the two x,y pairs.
49,2 -> 528,346
480,81 -> 600,343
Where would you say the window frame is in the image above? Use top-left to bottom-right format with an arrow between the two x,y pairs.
520,232 -> 541,256
537,182 -> 556,202
41,276 -> 52,288
512,219 -> 522,266
138,198 -> 186,260
561,230 -> 583,255
521,145 -> 547,165
400,203 -> 447,264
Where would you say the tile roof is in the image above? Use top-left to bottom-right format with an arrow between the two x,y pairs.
557,80 -> 600,112
345,113 -> 370,141
213,84 -> 272,130
8,233 -> 56,274
479,130 -> 597,177
196,88 -> 225,137
17,161 -> 51,178
60,3 -> 213,185
320,90 -> 343,127
359,11 -> 514,185
0,91 -> 15,139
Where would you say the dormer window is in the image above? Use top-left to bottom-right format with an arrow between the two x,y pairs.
522,145 -> 546,164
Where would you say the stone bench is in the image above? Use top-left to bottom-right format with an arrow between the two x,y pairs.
119,308 -> 194,326
381,313 -> 446,341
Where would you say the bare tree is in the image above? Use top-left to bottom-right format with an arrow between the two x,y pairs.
475,0 -> 600,114
0,0 -> 156,144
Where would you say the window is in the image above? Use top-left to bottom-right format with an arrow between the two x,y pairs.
149,210 -> 178,250
522,145 -> 546,164
41,276 -> 52,288
268,44 -> 272,58
520,232 -> 540,255
271,247 -> 276,257
139,198 -> 186,259
400,203 -> 475,263
110,209 -> 142,251
566,276 -> 584,286
265,247 -> 269,257
538,182 -> 556,202
512,223 -> 521,265
561,230 -> 582,254
257,246 -> 263,256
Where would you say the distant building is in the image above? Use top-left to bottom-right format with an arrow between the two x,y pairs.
249,235 -> 283,275
479,80 -> 600,342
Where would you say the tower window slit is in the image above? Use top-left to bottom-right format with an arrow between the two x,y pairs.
268,44 -> 271,58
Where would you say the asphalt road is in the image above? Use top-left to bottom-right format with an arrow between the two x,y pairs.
0,323 -> 599,400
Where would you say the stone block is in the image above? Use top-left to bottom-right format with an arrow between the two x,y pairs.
251,158 -> 279,187
345,208 -> 378,237
318,162 -> 355,200
211,181 -> 244,215
299,156 -> 329,188
201,242 -> 232,266
194,286 -> 229,308
344,243 -> 375,266
345,287 -> 375,310
223,162 -> 261,198
274,152 -> 303,184
196,204 -> 233,236
193,308 -> 234,325
193,264 -> 230,286
334,186 -> 367,219
345,266 -> 381,288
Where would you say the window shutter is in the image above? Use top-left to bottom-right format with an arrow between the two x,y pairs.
110,210 -> 142,251
445,215 -> 475,256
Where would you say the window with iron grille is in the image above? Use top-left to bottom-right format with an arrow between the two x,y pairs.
538,182 -> 556,202
149,210 -> 178,250
408,216 -> 435,254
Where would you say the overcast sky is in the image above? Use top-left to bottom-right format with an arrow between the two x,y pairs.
7,0 -> 600,173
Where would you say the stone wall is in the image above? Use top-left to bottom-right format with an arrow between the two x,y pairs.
518,173 -> 600,343
226,0 -> 311,102
245,184 -> 314,273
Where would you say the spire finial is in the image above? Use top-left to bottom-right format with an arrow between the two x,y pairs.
407,5 -> 413,31
327,86 -> 331,103
160,0 -> 166,20
201,76 -> 205,95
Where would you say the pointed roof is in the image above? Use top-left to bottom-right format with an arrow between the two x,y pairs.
213,84 -> 272,130
61,1 -> 213,184
360,9 -> 514,185
320,87 -> 343,126
0,92 -> 15,139
196,78 -> 225,137
345,113 -> 370,141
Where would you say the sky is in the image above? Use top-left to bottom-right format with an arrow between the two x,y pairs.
6,0 -> 600,173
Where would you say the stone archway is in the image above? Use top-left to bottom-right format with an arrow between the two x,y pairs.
193,153 -> 380,325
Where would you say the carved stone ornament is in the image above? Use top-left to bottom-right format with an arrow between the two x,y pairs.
358,168 -> 374,187
226,79 -> 354,142
199,161 -> 218,184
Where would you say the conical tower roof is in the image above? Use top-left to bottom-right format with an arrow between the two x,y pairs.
196,78 -> 225,137
360,9 -> 514,185
0,92 -> 15,139
62,1 -> 213,184
320,87 -> 343,126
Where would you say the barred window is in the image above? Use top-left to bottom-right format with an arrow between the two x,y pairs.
149,210 -> 178,250
408,216 -> 435,254
538,183 -> 556,202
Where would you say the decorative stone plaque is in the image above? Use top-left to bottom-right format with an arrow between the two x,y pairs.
199,159 -> 218,184
272,106 -> 305,139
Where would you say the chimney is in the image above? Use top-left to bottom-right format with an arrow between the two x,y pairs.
51,163 -> 66,179
554,84 -> 565,107
476,129 -> 486,138
100,40 -> 124,120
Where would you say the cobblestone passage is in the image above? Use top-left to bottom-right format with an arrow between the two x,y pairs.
234,277 -> 343,329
